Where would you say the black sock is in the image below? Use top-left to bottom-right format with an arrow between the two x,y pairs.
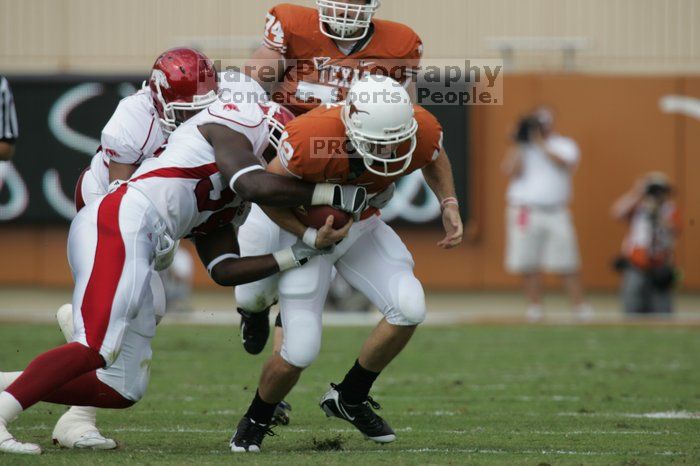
245,390 -> 277,425
336,359 -> 380,405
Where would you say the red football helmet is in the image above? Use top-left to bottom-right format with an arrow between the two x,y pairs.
149,47 -> 219,133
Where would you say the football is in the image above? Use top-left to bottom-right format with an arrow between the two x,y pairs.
293,205 -> 352,230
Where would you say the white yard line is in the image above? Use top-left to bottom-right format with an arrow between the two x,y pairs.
11,425 -> 678,436
558,411 -> 700,419
3,307 -> 700,327
122,446 -> 684,457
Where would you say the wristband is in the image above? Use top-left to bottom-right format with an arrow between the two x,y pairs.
311,183 -> 336,206
440,197 -> 459,211
206,253 -> 239,276
302,228 -> 318,248
273,247 -> 297,272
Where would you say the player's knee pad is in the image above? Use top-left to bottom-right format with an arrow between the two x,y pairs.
235,277 -> 279,313
279,313 -> 322,369
238,206 -> 280,255
56,303 -> 75,342
96,341 -> 153,402
281,338 -> 320,369
125,367 -> 151,403
385,273 -> 426,326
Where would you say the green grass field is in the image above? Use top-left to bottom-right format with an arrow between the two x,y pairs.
1,323 -> 699,465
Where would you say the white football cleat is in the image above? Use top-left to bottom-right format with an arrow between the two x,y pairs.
0,427 -> 41,455
52,407 -> 117,450
55,431 -> 117,450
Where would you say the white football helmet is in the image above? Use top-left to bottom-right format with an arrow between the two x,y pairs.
316,0 -> 381,41
342,76 -> 418,177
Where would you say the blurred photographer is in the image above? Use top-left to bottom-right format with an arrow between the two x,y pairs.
502,107 -> 592,322
611,173 -> 681,314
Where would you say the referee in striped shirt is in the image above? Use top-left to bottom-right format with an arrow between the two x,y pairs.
0,76 -> 18,160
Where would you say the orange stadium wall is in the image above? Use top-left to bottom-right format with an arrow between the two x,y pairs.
1,74 -> 698,291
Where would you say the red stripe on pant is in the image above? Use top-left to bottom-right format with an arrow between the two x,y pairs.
81,184 -> 128,352
74,166 -> 90,212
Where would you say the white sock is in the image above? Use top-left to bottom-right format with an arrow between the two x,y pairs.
65,405 -> 98,424
0,392 -> 23,426
0,372 -> 22,392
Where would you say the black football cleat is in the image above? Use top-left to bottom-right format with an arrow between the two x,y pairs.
272,400 -> 292,426
237,308 -> 270,355
229,417 -> 275,453
319,383 -> 396,443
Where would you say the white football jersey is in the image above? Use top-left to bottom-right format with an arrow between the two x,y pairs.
88,88 -> 166,194
87,72 -> 267,196
127,98 -> 270,240
219,71 -> 269,107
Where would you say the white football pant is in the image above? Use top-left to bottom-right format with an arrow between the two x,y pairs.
68,187 -> 164,401
238,208 -> 426,369
235,204 -> 282,312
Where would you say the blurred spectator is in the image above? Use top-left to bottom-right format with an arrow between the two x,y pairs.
611,173 -> 681,314
502,107 -> 592,322
0,76 -> 18,161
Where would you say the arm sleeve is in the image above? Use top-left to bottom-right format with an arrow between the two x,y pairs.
414,107 -> 444,164
262,6 -> 291,55
276,130 -> 304,179
100,99 -> 157,165
432,131 -> 444,161
395,33 -> 423,87
405,35 -> 423,81
101,126 -> 145,165
0,77 -> 19,142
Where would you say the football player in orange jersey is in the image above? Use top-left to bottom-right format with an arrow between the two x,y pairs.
245,0 -> 422,114
237,4 -> 423,412
229,77 -> 462,452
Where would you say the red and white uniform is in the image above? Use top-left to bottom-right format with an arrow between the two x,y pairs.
76,73 -> 268,211
68,98 -> 269,401
127,98 -> 268,239
75,88 -> 165,211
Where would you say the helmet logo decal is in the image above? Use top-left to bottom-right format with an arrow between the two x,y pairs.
151,69 -> 171,90
348,102 -> 369,119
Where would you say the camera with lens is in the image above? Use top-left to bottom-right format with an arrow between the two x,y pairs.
645,181 -> 670,198
514,116 -> 544,143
